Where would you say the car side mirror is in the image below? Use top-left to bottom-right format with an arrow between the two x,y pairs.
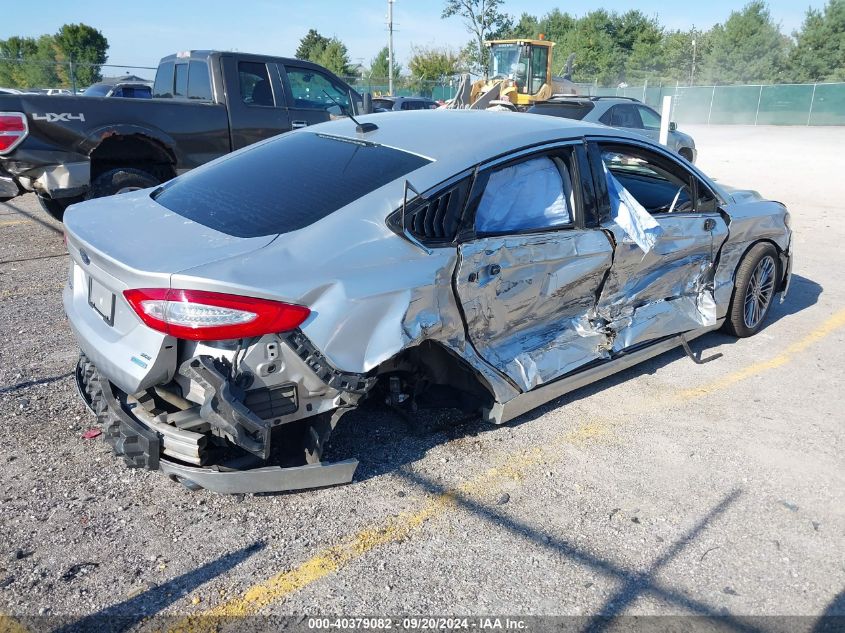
669,121 -> 677,132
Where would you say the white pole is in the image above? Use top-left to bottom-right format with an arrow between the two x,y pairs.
659,95 -> 672,146
754,84 -> 763,126
387,0 -> 394,96
807,82 -> 817,126
707,85 -> 716,125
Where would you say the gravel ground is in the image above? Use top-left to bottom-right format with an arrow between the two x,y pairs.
0,125 -> 843,630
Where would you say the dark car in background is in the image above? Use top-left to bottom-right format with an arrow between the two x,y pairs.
82,82 -> 153,99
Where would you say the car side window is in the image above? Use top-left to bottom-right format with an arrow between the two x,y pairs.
188,60 -> 213,101
637,106 -> 661,130
611,104 -> 643,129
285,67 -> 349,112
598,106 -> 614,126
239,62 -> 274,106
153,61 -> 174,98
475,155 -> 574,234
174,64 -> 188,98
600,146 -> 693,215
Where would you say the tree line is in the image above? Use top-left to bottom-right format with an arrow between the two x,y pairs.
297,0 -> 844,88
0,24 -> 109,89
444,0 -> 845,85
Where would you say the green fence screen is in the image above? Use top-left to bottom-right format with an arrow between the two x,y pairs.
575,81 -> 845,126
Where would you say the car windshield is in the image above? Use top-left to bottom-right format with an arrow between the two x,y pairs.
82,84 -> 111,97
488,44 -> 524,80
372,98 -> 394,110
153,132 -> 432,238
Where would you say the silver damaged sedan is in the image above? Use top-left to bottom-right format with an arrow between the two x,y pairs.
63,110 -> 793,493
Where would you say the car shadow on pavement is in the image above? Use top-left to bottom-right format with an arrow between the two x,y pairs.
333,273 -> 822,484
395,472 -> 766,631
812,589 -> 845,632
766,273 -> 823,322
52,541 -> 265,633
1,198 -> 64,236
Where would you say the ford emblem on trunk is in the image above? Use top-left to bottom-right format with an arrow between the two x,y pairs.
79,249 -> 90,265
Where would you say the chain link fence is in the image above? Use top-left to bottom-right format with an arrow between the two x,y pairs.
4,58 -> 843,125
574,81 -> 845,126
0,58 -> 156,92
341,76 -> 458,101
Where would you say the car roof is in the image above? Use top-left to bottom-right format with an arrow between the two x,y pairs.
374,96 -> 435,102
308,109 -> 631,165
542,95 -> 642,104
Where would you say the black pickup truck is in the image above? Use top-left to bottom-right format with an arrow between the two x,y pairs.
0,50 -> 364,220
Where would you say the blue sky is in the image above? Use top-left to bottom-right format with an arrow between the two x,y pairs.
2,0 -> 824,73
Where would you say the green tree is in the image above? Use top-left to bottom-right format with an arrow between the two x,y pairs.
701,1 -> 791,83
314,37 -> 353,76
52,23 -> 108,87
564,10 -> 625,84
369,46 -> 401,83
0,36 -> 38,88
294,30 -> 352,76
790,0 -> 845,82
509,13 -> 540,39
617,11 -> 665,83
408,45 -> 461,95
441,0 -> 512,76
540,9 -> 576,48
295,29 -> 330,61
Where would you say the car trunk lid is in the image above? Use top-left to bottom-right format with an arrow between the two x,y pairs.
62,190 -> 277,395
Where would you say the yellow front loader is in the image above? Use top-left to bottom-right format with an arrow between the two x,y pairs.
460,39 -> 577,110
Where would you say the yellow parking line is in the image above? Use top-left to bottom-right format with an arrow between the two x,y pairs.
0,219 -> 29,228
171,421 -> 611,630
0,614 -> 30,633
173,309 -> 845,625
679,308 -> 845,399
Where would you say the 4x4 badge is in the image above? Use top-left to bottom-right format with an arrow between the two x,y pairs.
33,113 -> 85,123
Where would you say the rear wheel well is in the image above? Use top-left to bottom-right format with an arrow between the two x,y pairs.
679,147 -> 694,161
89,135 -> 176,183
373,340 -> 495,414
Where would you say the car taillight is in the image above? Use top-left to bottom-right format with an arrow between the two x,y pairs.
123,288 -> 310,341
0,112 -> 28,154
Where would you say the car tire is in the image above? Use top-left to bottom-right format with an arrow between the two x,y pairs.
86,167 -> 160,200
37,195 -> 79,222
679,147 -> 694,162
724,242 -> 780,338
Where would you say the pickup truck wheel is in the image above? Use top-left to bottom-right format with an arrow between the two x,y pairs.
87,168 -> 160,200
37,196 -> 77,222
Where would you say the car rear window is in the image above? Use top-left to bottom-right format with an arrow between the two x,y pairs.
372,98 -> 394,110
152,132 -> 431,238
528,102 -> 594,120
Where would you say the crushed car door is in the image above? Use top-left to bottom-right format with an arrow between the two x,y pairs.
589,140 -> 729,352
454,145 -> 615,392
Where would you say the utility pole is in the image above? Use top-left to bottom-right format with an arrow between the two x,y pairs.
387,0 -> 395,95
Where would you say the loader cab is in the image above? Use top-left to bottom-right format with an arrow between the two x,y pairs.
486,39 -> 554,101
